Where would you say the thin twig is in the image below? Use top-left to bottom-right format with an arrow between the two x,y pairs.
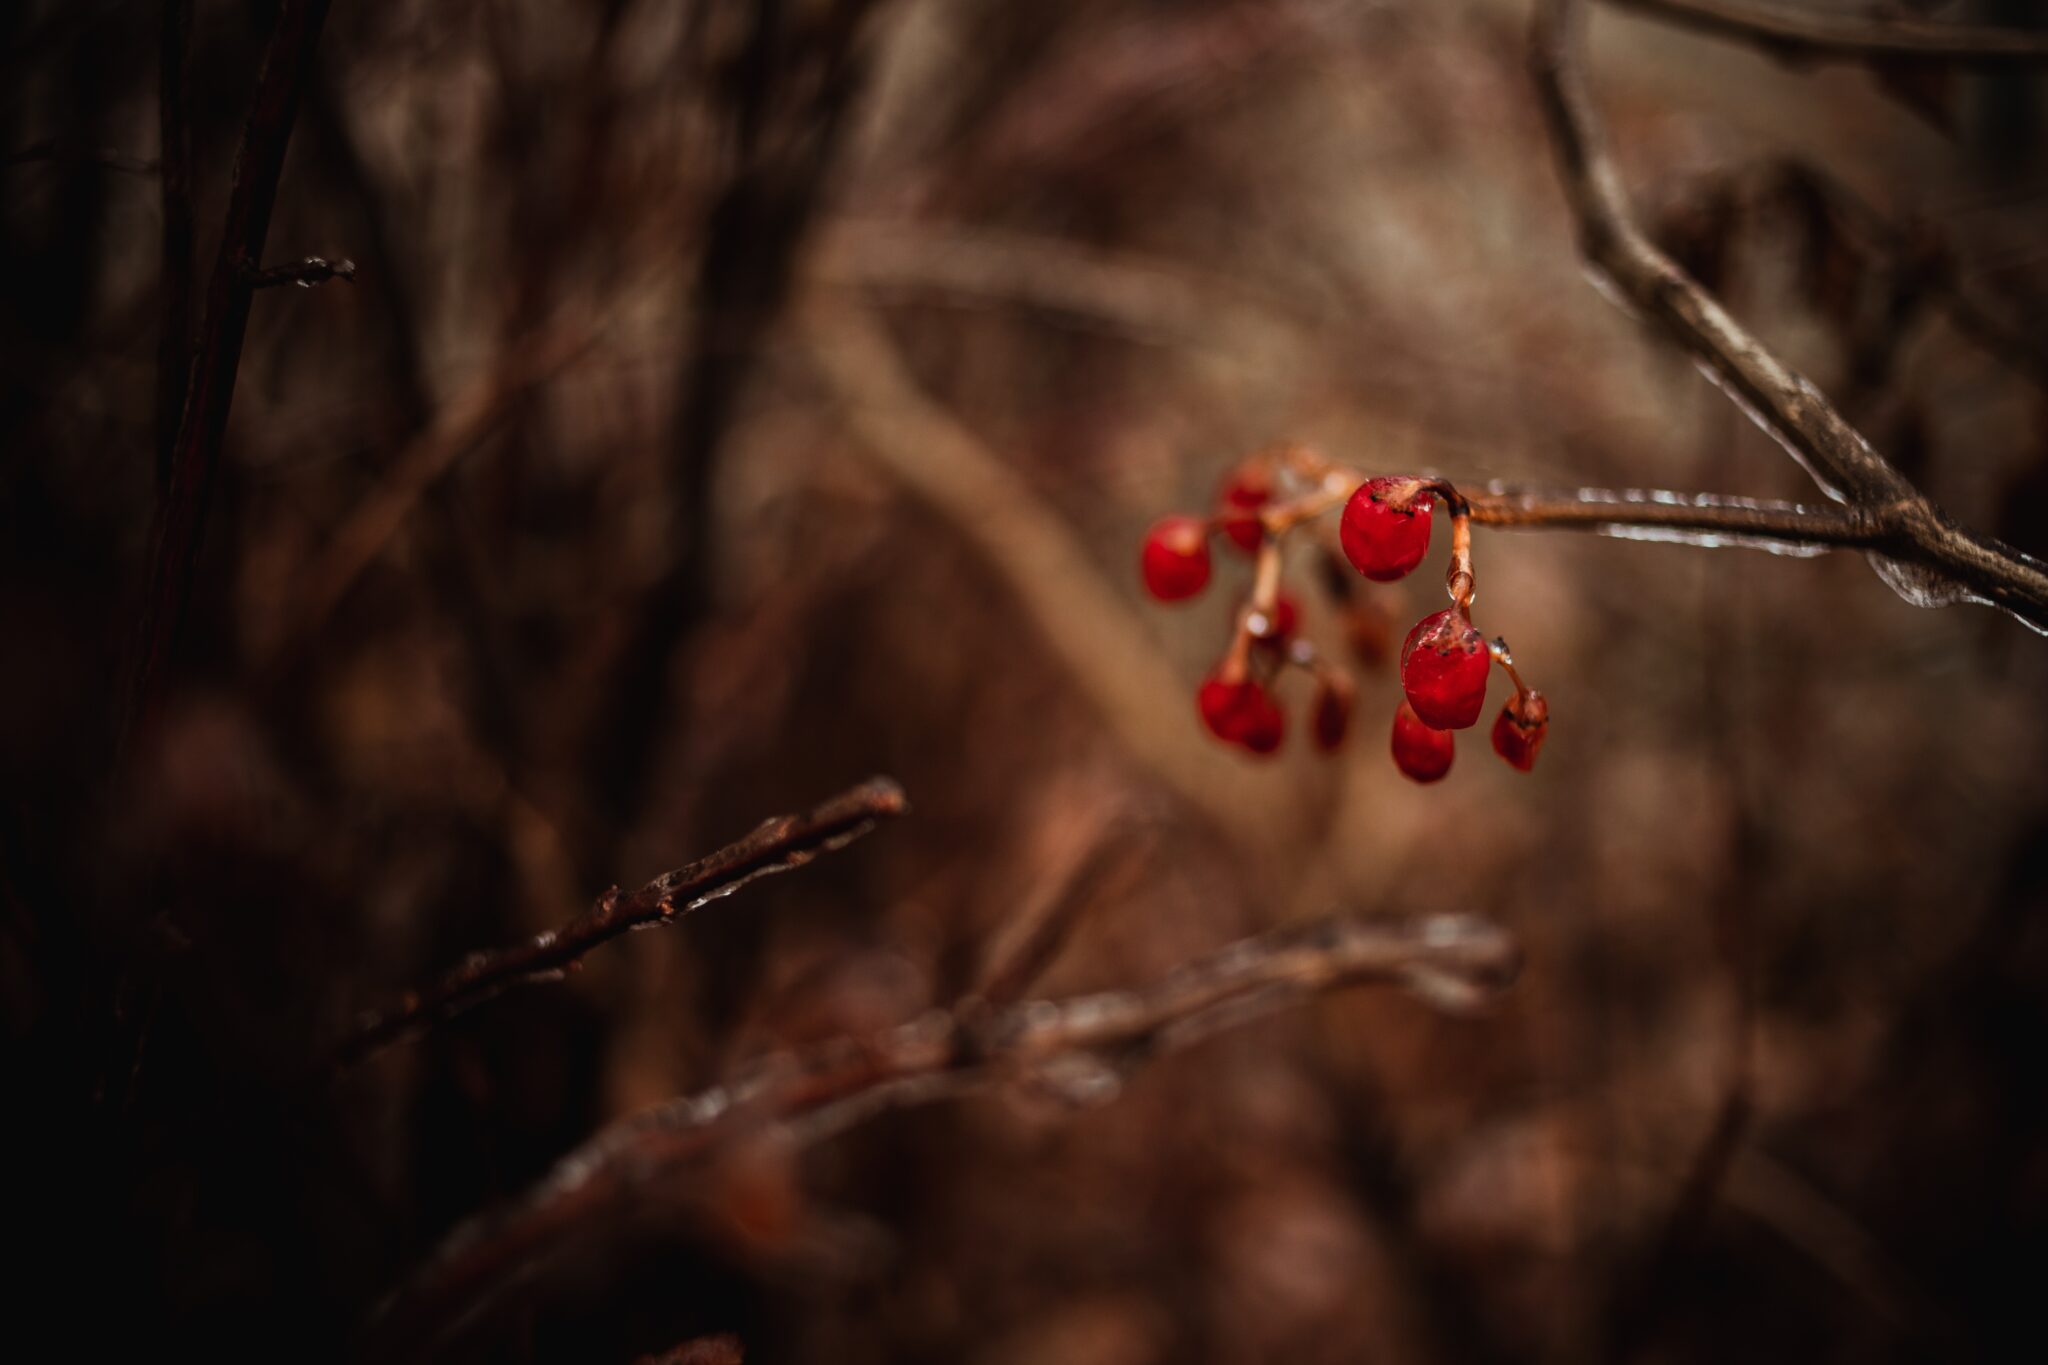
332,778 -> 910,1068
1607,0 -> 2048,64
120,0 -> 336,753
369,910 -> 1520,1358
1532,0 -> 2048,631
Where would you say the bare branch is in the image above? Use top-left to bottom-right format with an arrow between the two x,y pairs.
1532,0 -> 2048,631
249,253 -> 356,288
333,777 -> 910,1068
1464,483 -> 1894,549
370,911 -> 1520,1357
120,0 -> 335,752
1607,0 -> 2048,64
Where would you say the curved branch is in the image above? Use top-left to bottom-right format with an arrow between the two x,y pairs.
1607,0 -> 2048,64
1532,0 -> 2048,631
369,911 -> 1520,1359
332,777 -> 909,1068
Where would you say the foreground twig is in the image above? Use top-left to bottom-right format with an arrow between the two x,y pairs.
1607,0 -> 2048,64
121,0 -> 335,751
370,910 -> 1519,1357
1532,0 -> 2048,631
333,778 -> 909,1068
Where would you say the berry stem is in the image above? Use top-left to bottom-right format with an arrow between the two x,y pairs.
1446,506 -> 1475,614
1487,636 -> 1531,703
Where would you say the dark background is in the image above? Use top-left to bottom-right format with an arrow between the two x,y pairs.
5,1 -> 2048,1361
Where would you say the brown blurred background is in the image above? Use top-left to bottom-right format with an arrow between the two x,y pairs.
6,1 -> 2048,1361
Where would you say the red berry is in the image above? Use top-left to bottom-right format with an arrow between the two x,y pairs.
1250,592 -> 1301,650
1216,466 -> 1273,555
1141,515 -> 1212,602
1340,478 -> 1433,582
1490,691 -> 1549,772
1311,676 -> 1354,753
1197,674 -> 1284,755
1390,700 -> 1454,783
1400,608 -> 1490,730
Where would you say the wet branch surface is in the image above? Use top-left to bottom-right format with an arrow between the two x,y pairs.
1463,483 -> 1894,548
1607,0 -> 2048,64
1533,0 -> 2048,630
369,910 -> 1520,1359
333,778 -> 910,1068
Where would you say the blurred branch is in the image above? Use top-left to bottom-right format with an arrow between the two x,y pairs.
1532,0 -> 2048,631
972,823 -> 1154,1006
2,137 -> 158,175
585,0 -> 882,843
249,253 -> 355,288
120,0 -> 335,751
333,777 -> 909,1068
1607,0 -> 2048,63
265,310 -> 596,664
371,911 -> 1520,1357
801,301 -> 1311,845
1760,157 -> 2048,397
156,0 -> 193,493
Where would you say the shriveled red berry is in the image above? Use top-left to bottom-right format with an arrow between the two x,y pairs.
1216,465 -> 1273,555
1400,608 -> 1490,730
1390,700 -> 1454,783
1197,674 -> 1284,755
1340,477 -> 1433,582
1141,515 -> 1212,602
1490,691 -> 1549,772
1311,675 -> 1355,753
1250,592 -> 1301,650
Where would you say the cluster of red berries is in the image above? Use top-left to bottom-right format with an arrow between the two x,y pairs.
1140,449 -> 1549,783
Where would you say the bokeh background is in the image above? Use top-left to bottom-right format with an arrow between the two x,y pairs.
6,1 -> 2048,1360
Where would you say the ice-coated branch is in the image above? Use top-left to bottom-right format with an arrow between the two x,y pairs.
333,777 -> 910,1067
369,910 -> 1519,1359
1532,0 -> 2048,631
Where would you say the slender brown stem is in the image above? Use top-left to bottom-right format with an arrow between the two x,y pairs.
331,778 -> 910,1068
1606,0 -> 2048,64
121,0 -> 336,753
368,910 -> 1520,1359
1532,0 -> 2048,632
